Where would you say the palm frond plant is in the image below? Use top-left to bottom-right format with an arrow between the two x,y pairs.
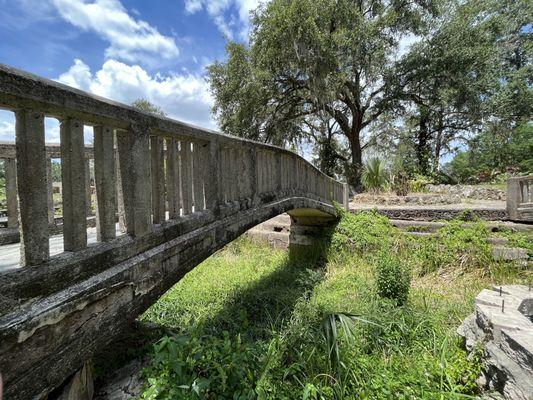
361,158 -> 389,193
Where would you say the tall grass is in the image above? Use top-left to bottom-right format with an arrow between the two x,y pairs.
134,212 -> 529,399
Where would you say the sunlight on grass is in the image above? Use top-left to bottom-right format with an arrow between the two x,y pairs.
136,211 -> 530,399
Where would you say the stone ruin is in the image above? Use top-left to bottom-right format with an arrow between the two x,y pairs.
458,285 -> 533,399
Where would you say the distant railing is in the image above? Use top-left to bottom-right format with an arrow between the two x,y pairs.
0,64 -> 346,267
507,176 -> 533,222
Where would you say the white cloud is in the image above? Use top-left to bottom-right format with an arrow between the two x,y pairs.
52,0 -> 179,64
184,0 -> 260,41
0,112 -> 15,142
57,59 -> 215,129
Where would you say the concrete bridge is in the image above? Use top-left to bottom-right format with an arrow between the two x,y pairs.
0,64 -> 348,399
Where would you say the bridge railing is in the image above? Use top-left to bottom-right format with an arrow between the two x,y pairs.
0,64 -> 346,268
507,175 -> 533,222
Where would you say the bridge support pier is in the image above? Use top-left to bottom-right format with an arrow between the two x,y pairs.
288,209 -> 338,256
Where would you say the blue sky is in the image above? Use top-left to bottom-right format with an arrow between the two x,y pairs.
0,0 -> 261,142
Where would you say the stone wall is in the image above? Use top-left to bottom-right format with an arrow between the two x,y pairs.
426,184 -> 507,201
353,193 -> 462,205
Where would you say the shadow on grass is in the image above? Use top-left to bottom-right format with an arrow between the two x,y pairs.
93,222 -> 337,384
195,236 -> 334,341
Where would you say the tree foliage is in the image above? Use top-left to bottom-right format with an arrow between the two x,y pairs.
208,0 -> 437,189
131,98 -> 166,117
207,0 -> 531,189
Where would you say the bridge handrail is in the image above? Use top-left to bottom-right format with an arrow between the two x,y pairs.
0,63 -> 346,267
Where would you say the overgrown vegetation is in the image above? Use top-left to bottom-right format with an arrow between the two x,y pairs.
137,211 -> 529,399
361,158 -> 389,193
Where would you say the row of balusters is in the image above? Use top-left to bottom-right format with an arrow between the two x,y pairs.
7,110 -> 342,267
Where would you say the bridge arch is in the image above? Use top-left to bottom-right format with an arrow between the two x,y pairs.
0,64 -> 347,399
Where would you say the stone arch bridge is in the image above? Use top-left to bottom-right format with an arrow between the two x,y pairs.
0,65 -> 348,399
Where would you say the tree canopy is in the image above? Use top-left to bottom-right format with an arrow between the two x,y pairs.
207,0 -> 532,188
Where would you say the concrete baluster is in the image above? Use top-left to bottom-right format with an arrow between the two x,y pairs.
180,141 -> 193,215
85,158 -> 92,216
46,157 -> 55,225
60,118 -> 87,251
116,124 -> 152,237
256,150 -> 262,195
150,136 -> 165,223
16,109 -> 49,265
115,143 -> 126,234
192,142 -> 204,211
228,147 -> 236,201
93,125 -> 116,242
205,138 -> 221,212
166,139 -> 181,219
4,157 -> 18,228
250,147 -> 258,205
265,152 -> 270,192
276,153 -> 282,193
219,146 -> 227,202
244,148 -> 253,198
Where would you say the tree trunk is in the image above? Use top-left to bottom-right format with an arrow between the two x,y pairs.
416,107 -> 431,176
434,113 -> 444,172
346,125 -> 363,192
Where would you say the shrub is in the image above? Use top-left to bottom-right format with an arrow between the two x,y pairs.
361,158 -> 389,193
375,250 -> 411,305
411,219 -> 492,275
140,333 -> 259,399
409,174 -> 432,193
391,170 -> 410,196
331,209 -> 397,255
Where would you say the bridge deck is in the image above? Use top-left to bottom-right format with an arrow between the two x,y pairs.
0,224 -> 124,271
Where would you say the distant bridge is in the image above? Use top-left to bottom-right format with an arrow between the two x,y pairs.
0,64 -> 348,399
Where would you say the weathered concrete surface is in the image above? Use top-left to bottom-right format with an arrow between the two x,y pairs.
458,285 -> 533,400
246,214 -> 290,249
0,221 -> 116,271
15,109 -> 49,266
52,360 -> 94,400
94,126 -> 117,242
0,197 -> 338,400
0,63 -> 345,400
60,118 -> 87,251
507,176 -> 533,222
4,157 -> 18,228
93,358 -> 145,400
351,203 -> 507,221
492,247 -> 530,262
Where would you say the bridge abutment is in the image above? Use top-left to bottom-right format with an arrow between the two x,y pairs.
288,209 -> 338,255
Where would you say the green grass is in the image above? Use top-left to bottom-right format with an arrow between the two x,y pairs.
114,211 -> 530,399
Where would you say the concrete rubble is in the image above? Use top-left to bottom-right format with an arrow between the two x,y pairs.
458,285 -> 533,400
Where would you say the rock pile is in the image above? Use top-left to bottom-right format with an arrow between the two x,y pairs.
458,285 -> 533,400
427,185 -> 507,201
